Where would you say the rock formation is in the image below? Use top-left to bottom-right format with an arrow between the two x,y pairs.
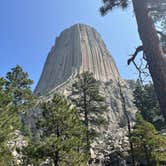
35,24 -> 120,96
31,24 -> 137,164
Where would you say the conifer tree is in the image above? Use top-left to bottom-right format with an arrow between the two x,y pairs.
0,65 -> 35,165
133,81 -> 165,130
0,65 -> 35,134
5,65 -> 35,111
23,94 -> 87,166
71,72 -> 107,158
131,114 -> 166,165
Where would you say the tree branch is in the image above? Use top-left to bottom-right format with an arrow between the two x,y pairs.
127,45 -> 144,65
128,46 -> 150,83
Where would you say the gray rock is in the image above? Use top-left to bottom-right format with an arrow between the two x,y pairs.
29,24 -> 137,165
35,24 -> 121,96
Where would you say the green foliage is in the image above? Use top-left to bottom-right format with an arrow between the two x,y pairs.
131,114 -> 166,165
23,94 -> 87,166
0,77 -> 18,165
5,65 -> 35,111
0,65 -> 35,165
0,65 -> 35,131
0,145 -> 16,166
72,72 -> 107,157
100,0 -> 166,27
133,81 -> 165,130
0,78 -> 11,108
100,0 -> 129,15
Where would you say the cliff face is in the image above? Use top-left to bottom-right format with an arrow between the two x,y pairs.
31,24 -> 137,163
35,24 -> 120,96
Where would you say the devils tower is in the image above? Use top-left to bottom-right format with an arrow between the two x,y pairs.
35,24 -> 121,96
31,24 -> 137,162
33,23 -> 137,130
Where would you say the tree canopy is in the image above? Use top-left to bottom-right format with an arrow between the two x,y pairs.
0,65 -> 35,165
23,94 -> 87,166
133,81 -> 165,130
131,114 -> 166,165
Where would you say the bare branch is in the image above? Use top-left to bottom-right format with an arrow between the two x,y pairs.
128,46 -> 150,83
127,46 -> 144,65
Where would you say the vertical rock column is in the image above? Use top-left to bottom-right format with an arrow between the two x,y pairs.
35,24 -> 121,96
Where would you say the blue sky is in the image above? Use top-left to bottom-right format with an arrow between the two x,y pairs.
0,0 -> 141,89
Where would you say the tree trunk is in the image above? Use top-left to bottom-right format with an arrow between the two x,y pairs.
143,141 -> 150,166
132,0 -> 166,121
83,89 -> 90,156
53,152 -> 59,166
53,124 -> 60,166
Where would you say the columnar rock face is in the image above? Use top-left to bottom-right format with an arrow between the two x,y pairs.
31,24 -> 137,164
33,22 -> 137,140
35,24 -> 120,96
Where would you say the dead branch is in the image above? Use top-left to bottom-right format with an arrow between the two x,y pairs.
127,45 -> 150,83
127,45 -> 144,65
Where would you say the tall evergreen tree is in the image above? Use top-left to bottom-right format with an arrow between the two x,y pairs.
0,65 -> 35,133
72,72 -> 107,159
23,94 -> 87,166
0,65 -> 35,165
100,0 -> 166,122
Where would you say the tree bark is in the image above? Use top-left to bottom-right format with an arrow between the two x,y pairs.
132,0 -> 166,121
143,141 -> 150,166
83,89 -> 90,156
53,152 -> 59,166
53,123 -> 60,166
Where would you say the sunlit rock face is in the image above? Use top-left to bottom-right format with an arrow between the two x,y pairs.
32,24 -> 137,164
35,24 -> 120,96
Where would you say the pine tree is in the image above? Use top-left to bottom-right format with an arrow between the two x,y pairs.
23,94 -> 87,166
5,65 -> 35,111
0,65 -> 35,165
131,114 -> 166,165
0,65 -> 35,134
133,81 -> 165,130
71,72 -> 107,159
